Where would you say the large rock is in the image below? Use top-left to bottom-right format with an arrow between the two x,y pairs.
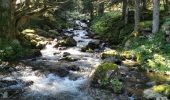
143,84 -> 170,99
20,29 -> 50,49
101,50 -> 119,59
81,41 -> 100,52
91,62 -> 123,93
54,37 -> 77,47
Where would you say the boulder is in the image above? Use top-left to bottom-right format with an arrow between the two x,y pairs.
101,50 -> 119,59
81,41 -> 100,52
54,37 -> 77,47
143,84 -> 170,99
91,62 -> 125,94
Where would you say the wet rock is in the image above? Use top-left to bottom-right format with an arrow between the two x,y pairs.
63,52 -> 71,57
81,41 -> 100,52
54,37 -> 77,47
146,81 -> 156,87
58,47 -> 67,50
53,52 -> 60,55
68,74 -> 81,80
0,80 -> 18,88
78,40 -> 84,42
49,67 -> 69,77
59,57 -> 79,62
66,65 -> 80,71
143,89 -> 162,99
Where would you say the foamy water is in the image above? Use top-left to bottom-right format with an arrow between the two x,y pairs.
1,21 -> 104,99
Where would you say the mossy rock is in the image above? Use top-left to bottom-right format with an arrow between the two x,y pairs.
122,59 -> 139,67
143,84 -> 170,99
152,84 -> 170,96
121,51 -> 136,59
91,62 -> 123,93
101,50 -> 119,59
102,50 -> 137,62
92,62 -> 118,86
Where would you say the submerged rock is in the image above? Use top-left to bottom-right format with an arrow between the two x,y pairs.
66,65 -> 80,71
59,56 -> 79,62
63,52 -> 71,57
48,67 -> 69,77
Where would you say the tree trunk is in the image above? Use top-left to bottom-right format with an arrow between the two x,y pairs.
122,0 -> 129,24
163,0 -> 169,11
142,0 -> 147,10
90,8 -> 94,21
98,1 -> 104,16
152,0 -> 160,33
134,0 -> 140,32
0,0 -> 15,39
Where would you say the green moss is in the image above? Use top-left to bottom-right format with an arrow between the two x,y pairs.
139,21 -> 152,29
101,50 -> 137,61
95,62 -> 118,75
92,62 -> 124,93
152,84 -> 170,96
110,78 -> 123,94
0,39 -> 37,61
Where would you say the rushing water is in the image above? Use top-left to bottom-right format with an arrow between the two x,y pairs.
0,20 -> 118,99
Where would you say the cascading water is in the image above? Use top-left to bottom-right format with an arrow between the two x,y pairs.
0,20 -> 117,100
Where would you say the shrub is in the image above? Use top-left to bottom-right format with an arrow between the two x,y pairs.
90,12 -> 133,45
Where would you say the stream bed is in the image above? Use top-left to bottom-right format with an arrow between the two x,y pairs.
0,20 -> 121,100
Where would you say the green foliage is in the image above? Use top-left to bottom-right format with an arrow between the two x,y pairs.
95,62 -> 118,76
139,21 -> 152,29
90,12 -> 133,45
0,39 -> 34,61
110,78 -> 123,94
126,17 -> 170,74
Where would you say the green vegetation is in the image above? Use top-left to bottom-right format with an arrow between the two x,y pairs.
152,84 -> 170,96
0,0 -> 170,99
92,62 -> 123,93
125,18 -> 170,74
0,39 -> 37,61
91,12 -> 134,45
